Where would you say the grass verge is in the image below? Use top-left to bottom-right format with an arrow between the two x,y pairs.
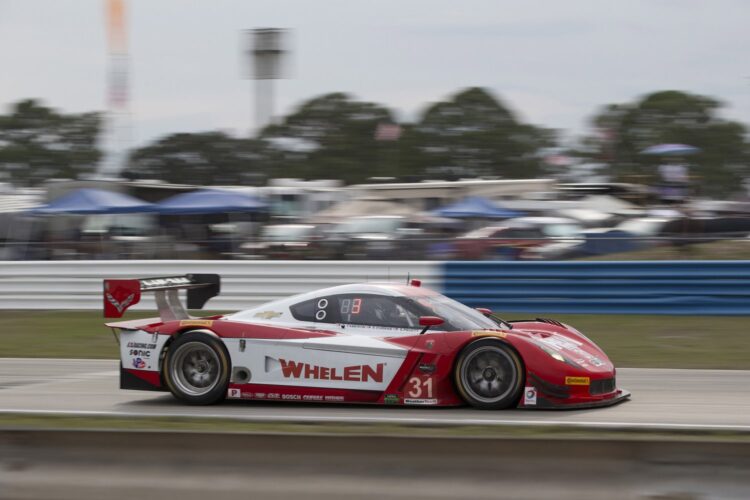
579,239 -> 750,261
1,310 -> 749,369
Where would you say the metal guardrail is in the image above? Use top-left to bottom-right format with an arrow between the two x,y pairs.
443,260 -> 750,315
0,260 -> 440,310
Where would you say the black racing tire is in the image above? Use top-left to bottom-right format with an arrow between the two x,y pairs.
454,339 -> 524,410
163,331 -> 230,405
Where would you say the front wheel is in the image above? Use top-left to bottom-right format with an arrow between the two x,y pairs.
163,331 -> 230,405
454,339 -> 524,410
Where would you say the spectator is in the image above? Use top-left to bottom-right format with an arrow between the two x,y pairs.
657,158 -> 690,205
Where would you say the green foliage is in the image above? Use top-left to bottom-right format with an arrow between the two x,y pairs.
125,132 -> 267,186
0,99 -> 102,186
403,88 -> 556,179
260,92 -> 397,184
584,90 -> 749,197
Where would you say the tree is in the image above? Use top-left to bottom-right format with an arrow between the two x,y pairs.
0,99 -> 102,186
402,87 -> 556,180
583,90 -> 749,197
125,132 -> 268,186
260,93 -> 398,184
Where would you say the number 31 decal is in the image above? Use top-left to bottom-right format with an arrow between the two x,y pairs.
406,377 -> 433,398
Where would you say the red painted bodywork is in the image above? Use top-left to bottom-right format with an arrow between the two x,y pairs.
122,314 -> 627,409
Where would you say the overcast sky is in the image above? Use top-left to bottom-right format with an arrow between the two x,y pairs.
1,0 -> 748,148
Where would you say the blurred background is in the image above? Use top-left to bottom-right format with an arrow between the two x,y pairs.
2,3 -> 750,499
1,0 -> 749,263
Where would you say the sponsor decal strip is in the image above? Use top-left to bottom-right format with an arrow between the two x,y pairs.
565,376 -> 590,386
179,320 -> 214,327
277,358 -> 384,383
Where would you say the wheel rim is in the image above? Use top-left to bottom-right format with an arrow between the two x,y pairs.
460,346 -> 517,403
169,342 -> 221,396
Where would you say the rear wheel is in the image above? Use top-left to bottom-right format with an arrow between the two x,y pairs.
454,339 -> 523,410
163,331 -> 230,405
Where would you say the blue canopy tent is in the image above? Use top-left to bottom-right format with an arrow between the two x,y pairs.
641,144 -> 701,156
29,188 -> 154,214
431,196 -> 523,219
20,188 -> 154,259
153,189 -> 268,257
153,189 -> 267,214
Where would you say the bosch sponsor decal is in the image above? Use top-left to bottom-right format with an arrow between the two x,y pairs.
267,357 -> 385,383
179,320 -> 214,327
565,376 -> 590,386
523,386 -> 537,405
132,357 -> 147,369
404,398 -> 438,405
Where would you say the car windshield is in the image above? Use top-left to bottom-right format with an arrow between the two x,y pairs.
541,223 -> 580,237
406,294 -> 498,331
336,217 -> 403,234
262,225 -> 313,241
617,218 -> 669,236
459,226 -> 503,239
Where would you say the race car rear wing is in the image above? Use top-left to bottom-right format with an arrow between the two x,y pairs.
103,274 -> 220,321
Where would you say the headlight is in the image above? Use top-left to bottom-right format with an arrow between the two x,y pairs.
539,344 -> 567,363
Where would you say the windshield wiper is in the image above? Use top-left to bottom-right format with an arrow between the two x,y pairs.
489,314 -> 513,330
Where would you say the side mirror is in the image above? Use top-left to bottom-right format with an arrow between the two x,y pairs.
476,307 -> 492,316
418,316 -> 444,335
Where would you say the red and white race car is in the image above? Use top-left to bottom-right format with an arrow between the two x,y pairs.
104,274 -> 629,409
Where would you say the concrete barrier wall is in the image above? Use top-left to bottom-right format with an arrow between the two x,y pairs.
2,259 -> 750,315
445,260 -> 750,315
0,260 -> 441,310
2,429 -> 749,500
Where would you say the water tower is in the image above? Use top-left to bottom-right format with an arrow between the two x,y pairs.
247,28 -> 288,134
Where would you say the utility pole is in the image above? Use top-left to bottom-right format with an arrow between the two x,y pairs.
99,0 -> 131,178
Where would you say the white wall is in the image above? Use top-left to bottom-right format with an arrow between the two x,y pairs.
0,260 -> 441,311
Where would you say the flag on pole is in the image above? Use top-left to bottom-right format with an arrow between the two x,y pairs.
374,123 -> 402,141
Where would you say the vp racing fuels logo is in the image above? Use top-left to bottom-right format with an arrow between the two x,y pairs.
265,357 -> 385,383
105,292 -> 136,314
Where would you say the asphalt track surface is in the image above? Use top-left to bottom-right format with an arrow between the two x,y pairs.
1,358 -> 749,430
